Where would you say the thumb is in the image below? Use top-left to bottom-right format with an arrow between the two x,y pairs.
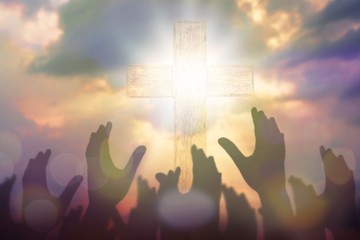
59,175 -> 83,212
124,146 -> 146,183
218,137 -> 248,170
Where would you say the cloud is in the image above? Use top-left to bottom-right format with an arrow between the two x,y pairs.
28,0 -> 173,76
28,0 -> 300,77
306,0 -> 360,28
285,28 -> 360,66
0,3 -> 63,48
342,79 -> 360,100
0,0 -> 68,16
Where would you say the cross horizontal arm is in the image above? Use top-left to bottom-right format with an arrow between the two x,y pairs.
207,65 -> 253,97
127,65 -> 173,97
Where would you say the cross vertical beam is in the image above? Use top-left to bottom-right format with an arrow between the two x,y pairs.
174,22 -> 207,190
127,21 -> 253,191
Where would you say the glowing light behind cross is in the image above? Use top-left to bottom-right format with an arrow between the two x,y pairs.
127,22 -> 253,191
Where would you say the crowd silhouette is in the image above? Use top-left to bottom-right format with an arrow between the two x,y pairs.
0,107 -> 359,239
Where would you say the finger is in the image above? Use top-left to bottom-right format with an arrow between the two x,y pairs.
208,156 -> 217,170
168,169 -> 174,176
254,110 -> 268,140
58,175 -> 83,212
191,145 -> 208,170
23,150 -> 51,189
43,149 -> 51,161
97,125 -> 106,140
251,107 -> 258,126
105,122 -> 112,138
124,146 -> 146,182
269,117 -> 281,135
198,148 -> 207,163
319,145 -> 326,159
174,167 -> 181,178
191,145 -> 199,165
155,173 -> 167,183
221,185 -> 237,204
142,177 -> 150,191
218,138 -> 247,170
100,137 -> 115,172
86,132 -> 98,158
338,154 -> 351,172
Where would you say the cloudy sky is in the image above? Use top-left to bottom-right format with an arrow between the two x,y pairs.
1,0 -> 360,222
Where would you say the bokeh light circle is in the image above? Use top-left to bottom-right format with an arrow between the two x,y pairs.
157,189 -> 215,229
24,199 -> 58,233
0,132 -> 22,163
49,153 -> 85,188
0,152 -> 15,182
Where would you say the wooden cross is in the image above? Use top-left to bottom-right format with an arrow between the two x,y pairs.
127,21 -> 253,191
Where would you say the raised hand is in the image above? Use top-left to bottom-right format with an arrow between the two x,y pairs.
155,167 -> 183,240
219,108 -> 293,239
319,146 -> 358,239
219,107 -> 285,196
22,150 -> 83,235
156,146 -> 221,240
0,175 -> 17,239
127,176 -> 157,240
191,145 -> 221,201
288,176 -> 326,240
82,122 -> 146,239
85,122 -> 146,207
190,145 -> 221,239
59,206 -> 83,240
156,167 -> 181,197
221,185 -> 257,240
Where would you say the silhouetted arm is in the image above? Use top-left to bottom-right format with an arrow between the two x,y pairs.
221,184 -> 257,240
82,122 -> 146,239
156,167 -> 184,240
22,150 -> 83,239
190,145 -> 221,240
0,175 -> 17,239
219,107 -> 294,239
126,176 -> 157,240
58,206 -> 83,240
289,176 -> 326,240
320,146 -> 358,239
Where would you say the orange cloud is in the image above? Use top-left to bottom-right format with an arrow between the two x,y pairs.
236,0 -> 302,49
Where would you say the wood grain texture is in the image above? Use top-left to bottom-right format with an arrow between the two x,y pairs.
126,22 -> 254,191
127,65 -> 173,97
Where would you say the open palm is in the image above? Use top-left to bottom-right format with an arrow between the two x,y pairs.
219,107 -> 285,196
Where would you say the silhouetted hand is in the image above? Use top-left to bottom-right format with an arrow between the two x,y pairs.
190,146 -> 221,239
156,146 -> 221,240
320,146 -> 358,239
126,176 -> 157,240
85,122 -> 146,207
82,122 -> 146,239
219,107 -> 285,196
106,206 -> 127,240
59,206 -> 83,240
221,185 -> 257,240
22,150 -> 83,236
219,108 -> 293,239
0,175 -> 17,239
191,145 -> 221,201
156,167 -> 181,196
156,167 -> 183,240
289,176 -> 326,240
